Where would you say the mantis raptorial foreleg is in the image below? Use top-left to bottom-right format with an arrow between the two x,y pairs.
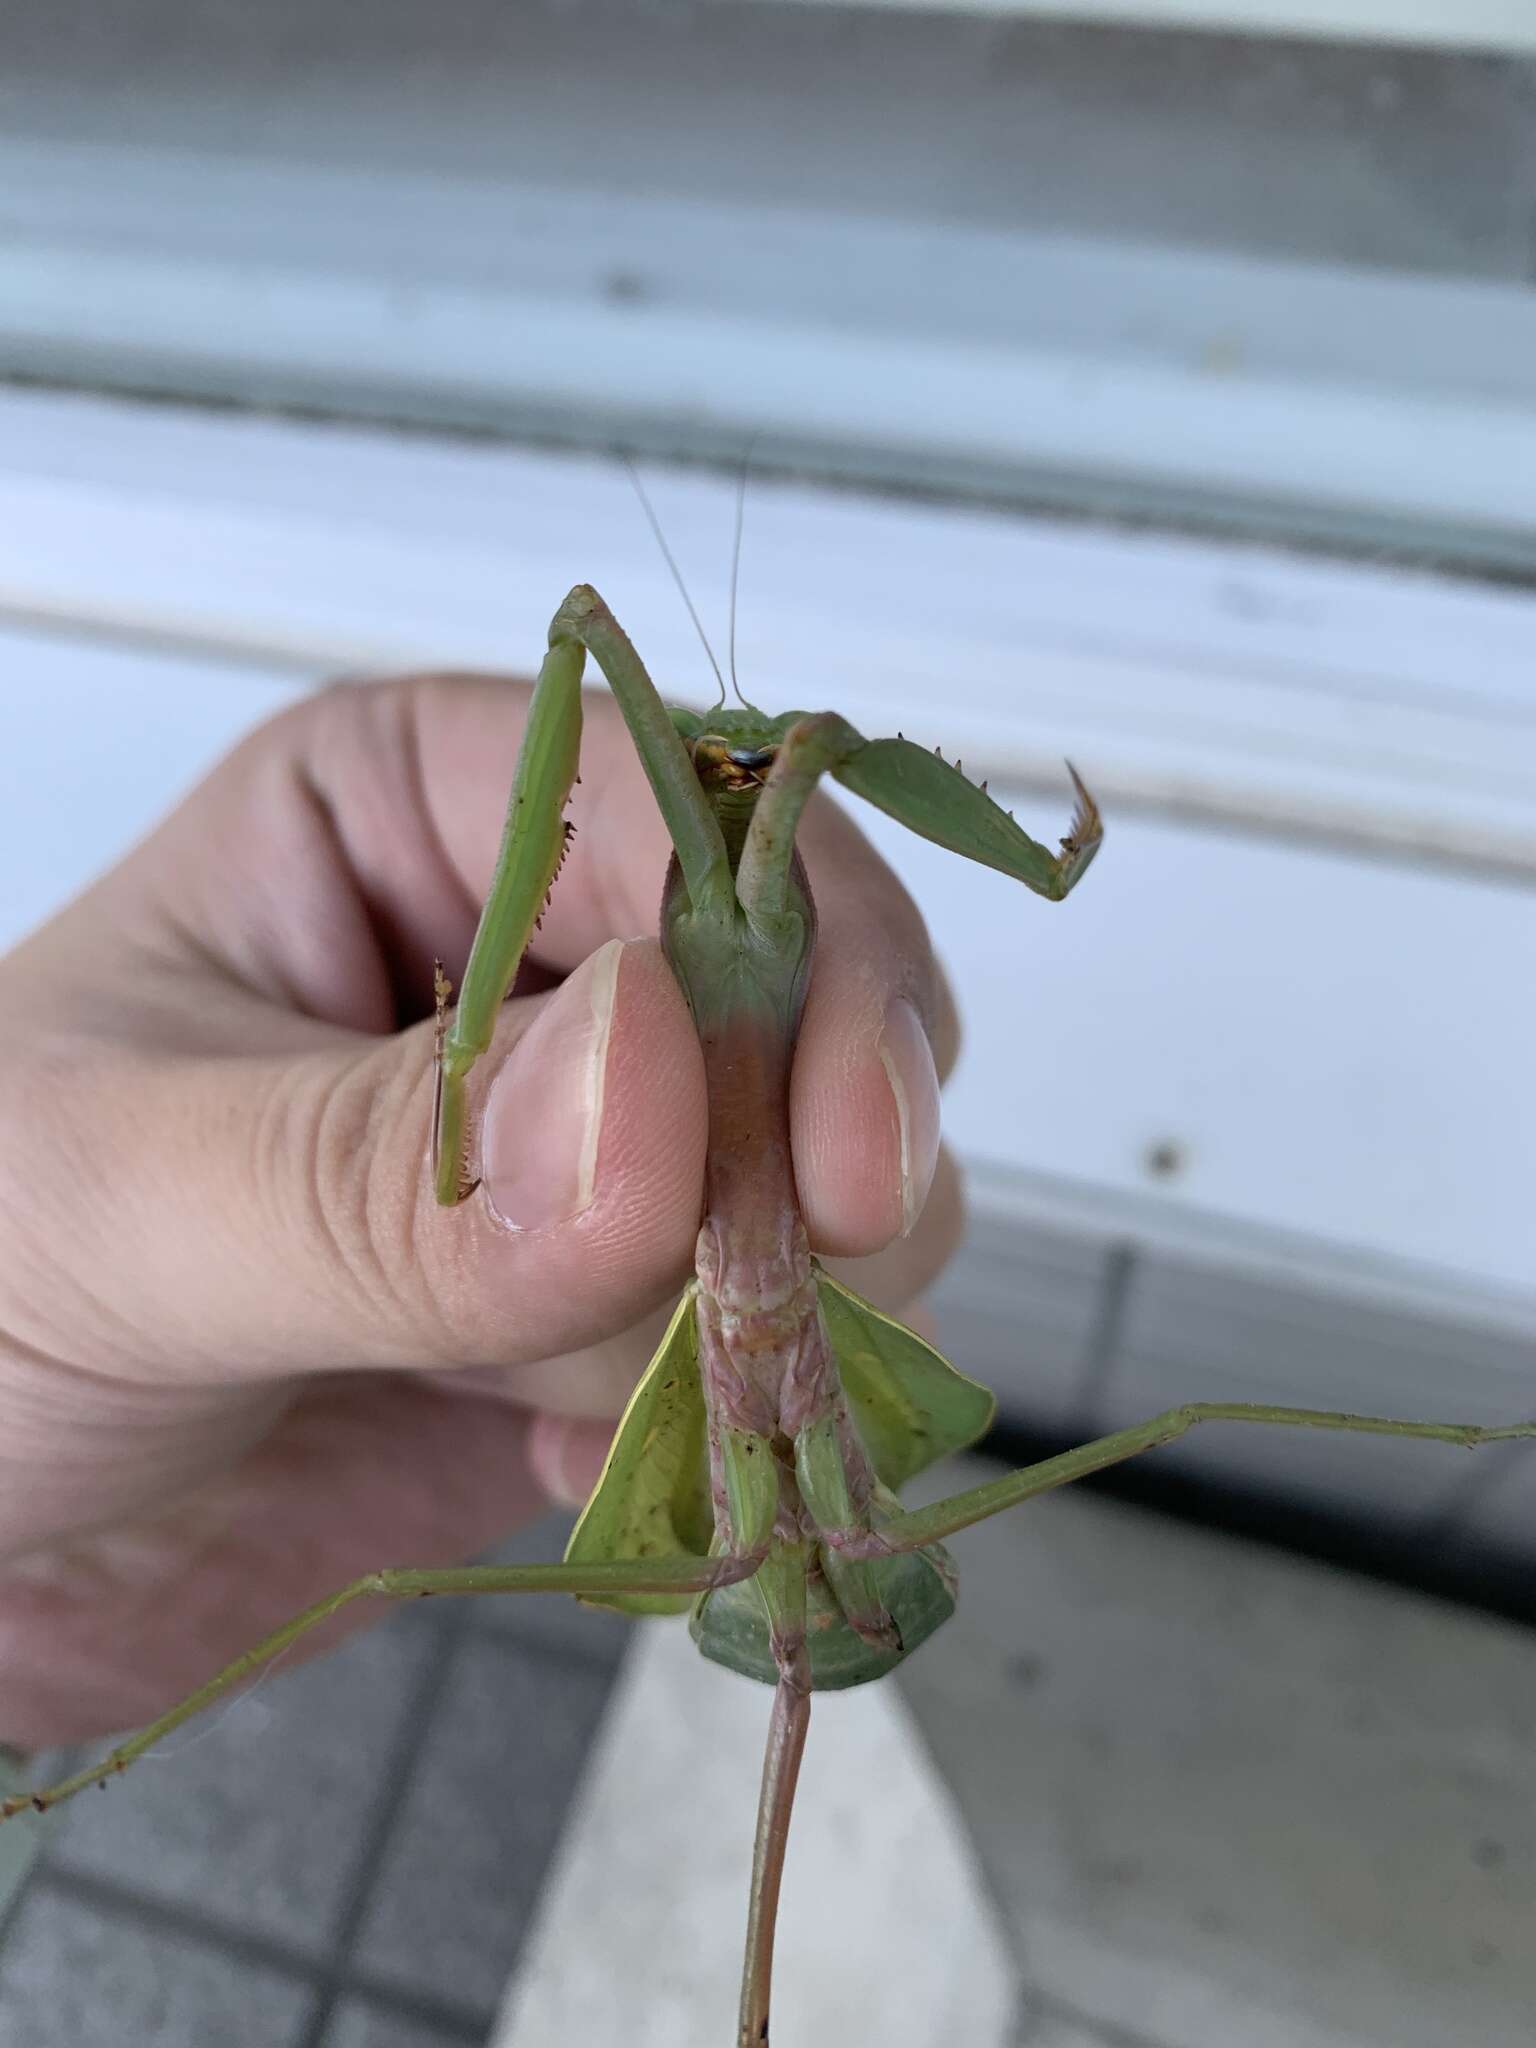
0,1551 -> 762,1821
736,712 -> 1099,926
434,585 -> 736,1204
827,1402 -> 1536,1559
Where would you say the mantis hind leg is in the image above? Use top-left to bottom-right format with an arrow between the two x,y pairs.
739,1661 -> 811,2048
828,1402 -> 1536,1557
1,1552 -> 758,1822
738,1555 -> 812,2048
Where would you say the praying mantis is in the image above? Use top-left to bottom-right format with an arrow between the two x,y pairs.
7,580 -> 1536,2046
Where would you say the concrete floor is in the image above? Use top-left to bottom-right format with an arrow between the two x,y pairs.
900,1465 -> 1536,2048
494,1620 -> 1019,2047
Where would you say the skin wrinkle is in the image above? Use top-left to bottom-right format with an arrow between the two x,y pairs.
182,689 -> 411,1032
0,1403 -> 285,1569
242,1051 -> 390,1369
0,1057 -> 178,1380
288,777 -> 401,1029
353,1042 -> 461,1347
310,681 -> 476,1025
175,723 -> 339,1014
292,1030 -> 502,1372
393,1052 -> 478,1363
0,1333 -> 253,1436
302,1042 -> 424,1352
434,1287 -> 679,1421
69,1049 -> 347,1388
281,750 -> 402,1031
398,677 -> 485,945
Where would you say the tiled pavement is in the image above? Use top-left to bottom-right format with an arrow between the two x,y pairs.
0,1513 -> 625,2048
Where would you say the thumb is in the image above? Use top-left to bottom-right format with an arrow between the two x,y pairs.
11,939 -> 707,1390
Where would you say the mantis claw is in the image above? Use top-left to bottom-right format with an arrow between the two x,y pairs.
1055,761 -> 1104,890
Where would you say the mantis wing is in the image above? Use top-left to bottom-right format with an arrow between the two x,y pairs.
815,1263 -> 997,1490
563,1284 -> 713,1615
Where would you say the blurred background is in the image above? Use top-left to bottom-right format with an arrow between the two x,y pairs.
1,3 -> 1533,2046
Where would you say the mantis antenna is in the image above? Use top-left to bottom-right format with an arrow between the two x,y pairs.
726,439 -> 763,715
621,454 -> 728,711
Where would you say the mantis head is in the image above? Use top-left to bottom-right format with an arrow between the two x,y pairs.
669,705 -> 810,795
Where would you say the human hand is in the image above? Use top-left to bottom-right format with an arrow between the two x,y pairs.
0,674 -> 961,1746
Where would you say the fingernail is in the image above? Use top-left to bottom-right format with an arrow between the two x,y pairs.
481,940 -> 623,1231
878,997 -> 941,1238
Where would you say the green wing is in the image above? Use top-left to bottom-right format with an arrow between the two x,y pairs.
562,1284 -> 713,1615
815,1263 -> 996,1490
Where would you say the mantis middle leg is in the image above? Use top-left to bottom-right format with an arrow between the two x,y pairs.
2,1550 -> 761,1820
825,1403 -> 1536,1558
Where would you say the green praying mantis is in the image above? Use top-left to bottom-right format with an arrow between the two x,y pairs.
7,579 -> 1536,2046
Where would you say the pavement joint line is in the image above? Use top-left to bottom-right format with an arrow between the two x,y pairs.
321,1982 -> 489,2048
27,1862 -> 330,1991
1,1583 -> 628,2041
292,1599 -> 478,2048
26,1860 -> 496,2043
1020,1988 -> 1172,2048
0,1745 -> 82,1952
305,1974 -> 492,2045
